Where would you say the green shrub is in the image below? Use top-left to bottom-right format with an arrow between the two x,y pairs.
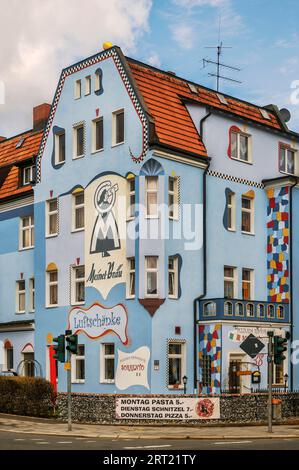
0,377 -> 55,417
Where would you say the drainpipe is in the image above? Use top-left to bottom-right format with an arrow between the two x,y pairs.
193,109 -> 212,393
289,177 -> 298,391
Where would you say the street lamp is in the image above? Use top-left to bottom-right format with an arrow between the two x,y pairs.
284,373 -> 289,392
183,375 -> 188,394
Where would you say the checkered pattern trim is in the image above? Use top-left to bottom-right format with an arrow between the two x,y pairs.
36,48 -> 149,181
207,170 -> 264,189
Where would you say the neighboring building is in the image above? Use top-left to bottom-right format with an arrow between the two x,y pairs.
0,104 -> 50,375
0,45 -> 298,394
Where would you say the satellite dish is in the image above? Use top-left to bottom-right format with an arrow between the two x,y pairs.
279,108 -> 291,123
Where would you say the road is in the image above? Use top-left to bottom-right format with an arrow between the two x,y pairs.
0,431 -> 298,450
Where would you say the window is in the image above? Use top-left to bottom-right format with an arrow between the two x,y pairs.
272,362 -> 284,386
47,270 -> 58,307
100,344 -> 115,383
92,118 -> 104,152
55,132 -> 65,164
73,124 -> 84,158
203,301 -> 217,317
146,176 -> 158,217
6,347 -> 14,370
46,199 -> 58,236
246,303 -> 254,317
127,177 -> 135,219
168,342 -> 186,388
75,79 -> 81,99
85,76 -> 91,96
112,109 -> 124,145
279,144 -> 296,175
224,301 -> 233,316
23,352 -> 35,377
168,256 -> 178,298
71,266 -> 85,305
242,268 -> 254,300
224,266 -> 236,298
227,192 -> 235,230
29,278 -> 35,312
277,305 -> 284,320
20,215 -> 34,249
201,355 -> 212,387
235,302 -> 244,316
231,130 -> 251,162
241,196 -> 254,234
267,304 -> 275,319
72,345 -> 85,383
168,176 -> 179,219
145,256 -> 158,297
22,165 -> 35,186
127,258 -> 135,298
72,191 -> 84,231
16,280 -> 25,313
257,304 -> 265,318
94,69 -> 103,93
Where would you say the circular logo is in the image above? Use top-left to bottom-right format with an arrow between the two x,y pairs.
195,398 -> 215,418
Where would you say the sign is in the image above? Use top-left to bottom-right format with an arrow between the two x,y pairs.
85,175 -> 127,299
68,302 -> 128,345
252,370 -> 261,385
115,346 -> 150,390
240,334 -> 265,359
228,326 -> 284,344
115,397 -> 220,420
236,370 -> 252,376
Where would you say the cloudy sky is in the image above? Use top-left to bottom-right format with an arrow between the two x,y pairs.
0,0 -> 299,136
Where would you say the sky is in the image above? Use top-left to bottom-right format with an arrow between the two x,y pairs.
0,0 -> 299,137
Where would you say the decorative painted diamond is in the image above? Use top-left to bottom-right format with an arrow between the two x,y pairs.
239,334 -> 265,359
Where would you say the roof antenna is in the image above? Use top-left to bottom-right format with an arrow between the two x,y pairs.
202,15 -> 242,92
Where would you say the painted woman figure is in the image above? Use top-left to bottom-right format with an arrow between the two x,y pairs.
90,180 -> 120,257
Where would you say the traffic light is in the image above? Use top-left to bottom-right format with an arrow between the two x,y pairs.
53,335 -> 65,363
273,335 -> 289,365
66,334 -> 78,354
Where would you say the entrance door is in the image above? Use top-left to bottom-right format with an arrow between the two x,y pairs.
228,353 -> 249,393
23,352 -> 35,377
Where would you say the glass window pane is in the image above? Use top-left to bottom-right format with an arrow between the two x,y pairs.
147,272 -> 157,295
240,134 -> 248,161
76,126 -> 84,156
242,212 -> 251,232
231,132 -> 238,158
169,358 -> 181,385
168,343 -> 181,355
147,257 -> 157,269
116,112 -> 124,144
105,358 -> 115,380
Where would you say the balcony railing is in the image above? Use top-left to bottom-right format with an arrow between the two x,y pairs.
198,298 -> 289,323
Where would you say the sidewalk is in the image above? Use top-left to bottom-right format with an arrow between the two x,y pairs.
0,414 -> 299,440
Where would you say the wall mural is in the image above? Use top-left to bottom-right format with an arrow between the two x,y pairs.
198,324 -> 221,394
267,186 -> 289,303
85,174 -> 127,299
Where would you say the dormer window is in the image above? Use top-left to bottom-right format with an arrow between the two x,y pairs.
279,143 -> 296,176
22,165 -> 35,186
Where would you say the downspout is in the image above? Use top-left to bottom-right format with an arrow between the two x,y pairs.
193,108 -> 212,393
289,176 -> 298,391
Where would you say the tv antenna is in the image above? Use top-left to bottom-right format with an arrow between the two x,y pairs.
202,17 -> 242,91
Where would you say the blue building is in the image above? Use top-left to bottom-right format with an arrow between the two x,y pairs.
1,44 -> 298,395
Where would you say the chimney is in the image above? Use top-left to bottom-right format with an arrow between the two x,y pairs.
0,136 -> 6,142
33,103 -> 51,131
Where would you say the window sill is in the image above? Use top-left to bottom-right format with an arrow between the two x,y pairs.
126,296 -> 136,300
71,228 -> 85,233
227,228 -> 236,233
126,217 -> 135,222
72,380 -> 85,384
72,154 -> 85,160
111,142 -> 125,148
91,149 -> 104,155
100,380 -> 115,384
241,231 -> 255,236
279,170 -> 296,177
19,246 -> 34,251
145,215 -> 159,220
231,157 -> 253,165
15,311 -> 26,315
71,302 -> 85,307
168,295 -> 178,300
45,305 -> 58,309
46,234 -> 58,239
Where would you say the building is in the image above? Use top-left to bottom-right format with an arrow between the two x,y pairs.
0,44 -> 298,394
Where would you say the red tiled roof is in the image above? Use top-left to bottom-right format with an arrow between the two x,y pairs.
128,59 -> 282,158
0,129 -> 43,201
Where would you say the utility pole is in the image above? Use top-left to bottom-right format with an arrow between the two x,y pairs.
67,346 -> 72,432
267,331 -> 274,433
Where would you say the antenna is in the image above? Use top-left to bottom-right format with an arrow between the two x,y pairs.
202,16 -> 242,91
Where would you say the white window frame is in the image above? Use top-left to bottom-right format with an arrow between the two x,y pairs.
127,177 -> 135,220
100,343 -> 115,383
242,268 -> 254,300
168,256 -> 178,299
16,280 -> 26,314
71,344 -> 85,384
74,79 -> 81,99
46,199 -> 58,237
19,215 -> 34,250
224,266 -> 237,299
73,123 -> 85,159
29,278 -> 35,312
227,192 -> 236,231
279,144 -> 297,176
22,165 -> 34,186
145,256 -> 159,298
231,130 -> 252,163
54,132 -> 66,164
272,360 -> 285,386
167,341 -> 186,389
112,109 -> 125,146
168,176 -> 179,220
71,265 -> 85,306
72,191 -> 85,232
126,258 -> 135,299
46,270 -> 58,307
145,176 -> 158,218
92,117 -> 104,153
203,301 -> 217,317
85,75 -> 91,96
241,196 -> 254,235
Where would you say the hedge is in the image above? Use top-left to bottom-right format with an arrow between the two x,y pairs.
0,377 -> 55,417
